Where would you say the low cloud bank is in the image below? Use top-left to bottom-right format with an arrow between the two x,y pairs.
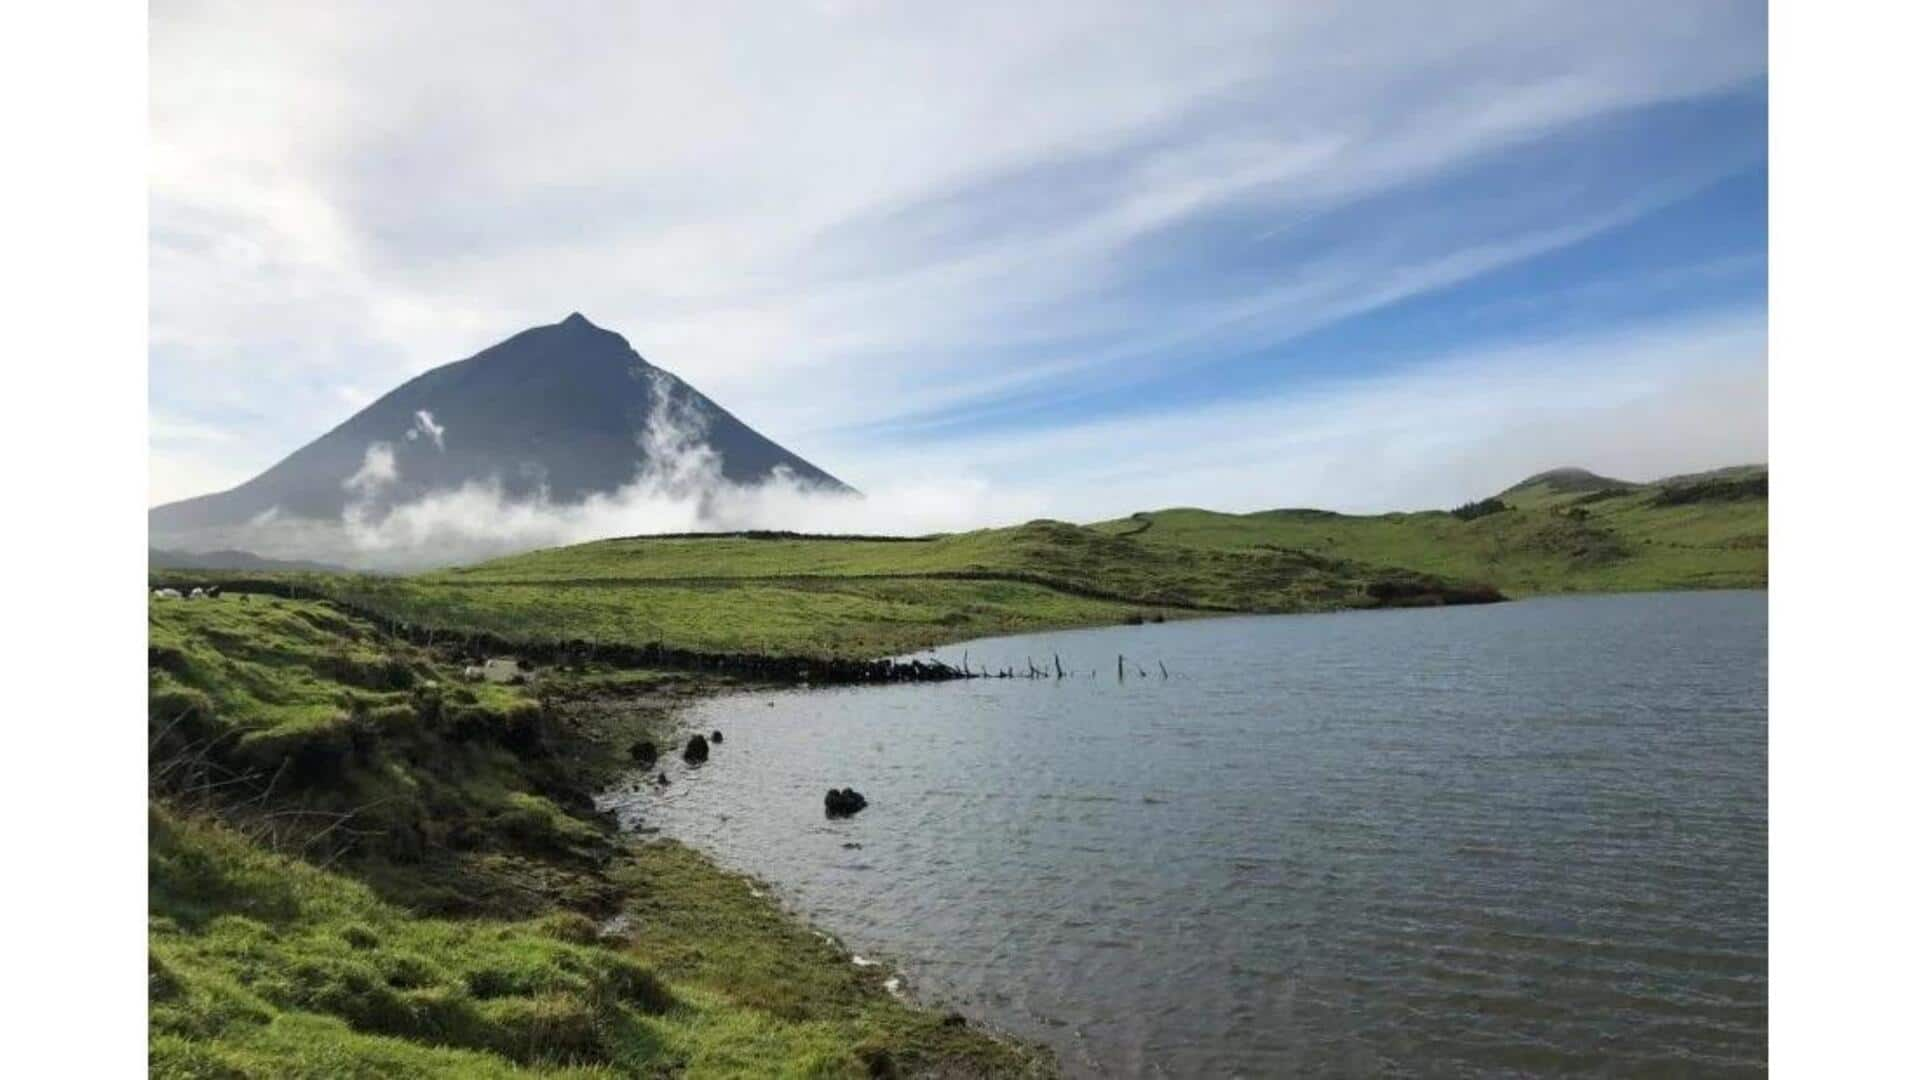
333,466 -> 1021,570
219,373 -> 1040,571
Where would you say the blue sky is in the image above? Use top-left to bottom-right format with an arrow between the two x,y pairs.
151,1 -> 1766,526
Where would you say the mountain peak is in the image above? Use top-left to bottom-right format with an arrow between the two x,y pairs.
1500,467 -> 1637,498
150,315 -> 851,563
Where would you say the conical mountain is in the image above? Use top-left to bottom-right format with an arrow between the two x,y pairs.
149,313 -> 847,544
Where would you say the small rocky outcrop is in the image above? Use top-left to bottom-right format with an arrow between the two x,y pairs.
682,734 -> 710,764
824,788 -> 868,817
709,730 -> 724,743
629,740 -> 658,766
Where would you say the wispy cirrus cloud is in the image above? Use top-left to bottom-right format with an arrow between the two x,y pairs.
150,1 -> 1766,516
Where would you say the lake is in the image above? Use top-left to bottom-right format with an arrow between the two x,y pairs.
602,591 -> 1767,1076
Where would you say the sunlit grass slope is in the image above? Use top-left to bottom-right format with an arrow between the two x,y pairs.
157,515 -> 1489,657
159,520 -> 1496,659
1089,466 -> 1766,594
148,597 -> 1053,1077
153,467 -> 1760,664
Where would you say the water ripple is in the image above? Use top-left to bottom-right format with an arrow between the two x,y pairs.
608,592 -> 1766,1076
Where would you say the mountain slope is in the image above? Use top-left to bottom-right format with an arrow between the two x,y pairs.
149,547 -> 346,574
150,313 -> 846,545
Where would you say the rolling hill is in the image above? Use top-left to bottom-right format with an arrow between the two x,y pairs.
153,465 -> 1763,659
1089,464 -> 1767,595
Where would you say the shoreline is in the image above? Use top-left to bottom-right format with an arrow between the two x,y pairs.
147,582 -> 1764,1073
606,678 -> 1067,1064
595,590 -> 1768,1076
611,675 -> 1090,1071
147,593 -> 1059,1076
580,678 -> 1061,1075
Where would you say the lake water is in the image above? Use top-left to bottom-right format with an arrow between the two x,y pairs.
603,592 -> 1767,1076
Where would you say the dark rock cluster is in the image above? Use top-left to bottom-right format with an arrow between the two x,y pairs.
682,734 -> 710,764
824,788 -> 868,817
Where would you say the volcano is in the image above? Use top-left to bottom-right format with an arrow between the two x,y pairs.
149,313 -> 848,562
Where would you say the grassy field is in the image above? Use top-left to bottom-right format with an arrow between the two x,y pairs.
157,466 -> 1760,660
1088,466 -> 1767,596
156,518 -> 1505,661
146,466 -> 1763,1071
149,596 -> 1052,1077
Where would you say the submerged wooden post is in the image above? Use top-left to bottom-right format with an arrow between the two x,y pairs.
1117,654 -> 1125,682
1055,653 -> 1065,678
1159,660 -> 1169,679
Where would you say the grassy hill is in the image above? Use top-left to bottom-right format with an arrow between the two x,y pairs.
1088,465 -> 1766,596
149,596 -> 1051,1076
157,519 -> 1502,661
153,465 -> 1761,661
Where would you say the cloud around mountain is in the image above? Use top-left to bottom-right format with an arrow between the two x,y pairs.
148,314 -> 905,569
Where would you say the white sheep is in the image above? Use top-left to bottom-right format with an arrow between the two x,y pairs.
189,587 -> 207,599
153,588 -> 182,600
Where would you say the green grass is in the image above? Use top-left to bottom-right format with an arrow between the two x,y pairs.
148,596 -> 620,914
151,805 -> 668,1077
149,597 -> 1055,1076
153,808 -> 1046,1078
1088,469 -> 1766,596
326,575 -> 1152,658
158,519 -> 1502,661
432,519 -> 1398,609
613,841 -> 1050,1078
152,468 -> 1761,663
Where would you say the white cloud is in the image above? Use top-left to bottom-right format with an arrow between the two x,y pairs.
215,368 -> 1044,569
812,308 -> 1769,521
343,442 -> 397,494
149,2 -> 1765,520
411,409 -> 445,450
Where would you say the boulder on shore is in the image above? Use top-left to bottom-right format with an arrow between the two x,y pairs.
824,788 -> 868,817
683,734 -> 710,764
629,740 -> 658,766
710,730 -> 724,743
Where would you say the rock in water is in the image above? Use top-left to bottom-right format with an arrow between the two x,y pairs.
710,730 -> 724,743
683,734 -> 710,764
825,788 -> 868,817
629,740 -> 658,766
